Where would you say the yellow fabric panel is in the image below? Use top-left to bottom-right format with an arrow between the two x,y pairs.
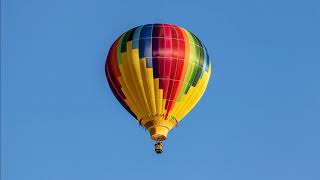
146,69 -> 157,115
117,77 -> 143,119
153,78 -> 163,119
139,59 -> 156,117
162,100 -> 167,117
126,42 -> 151,115
175,66 -> 211,121
119,53 -> 148,117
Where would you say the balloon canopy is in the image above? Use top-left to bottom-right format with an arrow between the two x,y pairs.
105,24 -> 211,142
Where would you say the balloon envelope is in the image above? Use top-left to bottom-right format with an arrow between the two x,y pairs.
106,24 -> 211,141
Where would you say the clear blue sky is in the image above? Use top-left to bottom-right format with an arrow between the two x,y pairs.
1,0 -> 320,179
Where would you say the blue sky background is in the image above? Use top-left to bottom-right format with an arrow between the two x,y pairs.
1,0 -> 320,179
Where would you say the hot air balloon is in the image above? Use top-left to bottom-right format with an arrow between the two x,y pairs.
105,24 -> 211,154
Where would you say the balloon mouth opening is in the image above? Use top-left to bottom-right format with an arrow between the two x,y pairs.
149,126 -> 169,141
151,134 -> 167,141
